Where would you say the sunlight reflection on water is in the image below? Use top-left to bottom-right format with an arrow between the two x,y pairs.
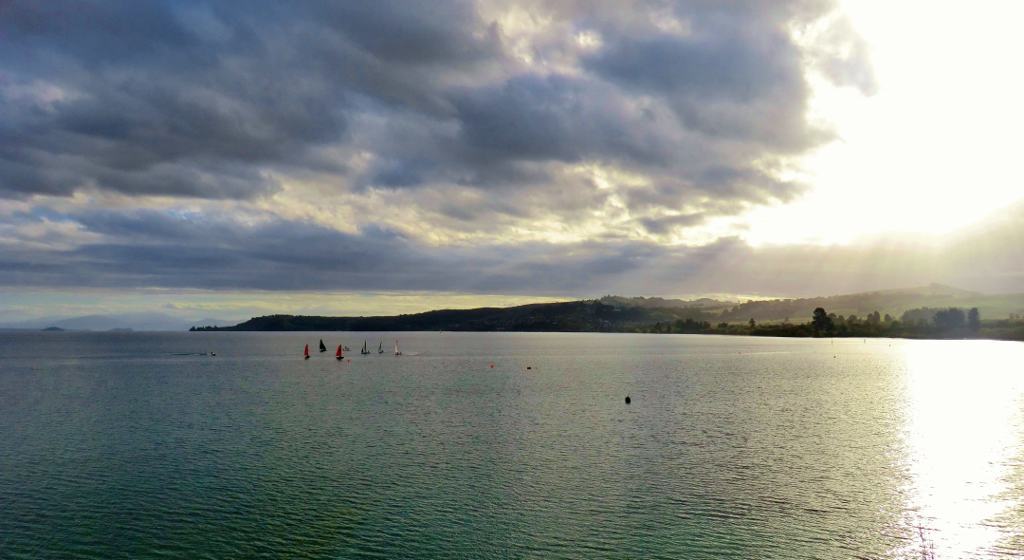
899,340 -> 1024,558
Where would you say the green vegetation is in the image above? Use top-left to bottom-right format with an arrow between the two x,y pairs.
635,305 -> 1024,341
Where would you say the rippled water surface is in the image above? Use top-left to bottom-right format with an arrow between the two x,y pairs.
1,332 -> 1022,559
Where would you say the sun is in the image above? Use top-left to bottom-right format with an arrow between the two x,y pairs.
742,0 -> 1024,247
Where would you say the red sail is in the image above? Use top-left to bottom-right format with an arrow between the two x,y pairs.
304,344 -> 310,357
336,344 -> 342,358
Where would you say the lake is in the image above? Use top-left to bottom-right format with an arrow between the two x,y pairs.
1,332 -> 1022,559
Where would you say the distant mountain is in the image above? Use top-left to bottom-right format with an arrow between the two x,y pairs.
716,284 -> 1022,323
603,284 -> 1022,323
872,283 -> 979,297
598,295 -> 733,310
0,313 -> 237,332
197,284 -> 1024,332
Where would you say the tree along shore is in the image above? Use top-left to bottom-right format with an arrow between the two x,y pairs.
641,310 -> 1023,341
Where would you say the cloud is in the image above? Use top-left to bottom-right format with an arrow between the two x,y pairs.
2,204 -> 1022,297
0,0 -> 500,199
0,1 -> 868,200
0,0 -> 887,300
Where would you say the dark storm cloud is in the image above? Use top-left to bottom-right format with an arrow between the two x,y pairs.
638,213 -> 705,236
0,0 -> 498,198
0,209 -> 695,293
303,1 -> 501,66
451,74 -> 674,165
0,0 -> 869,200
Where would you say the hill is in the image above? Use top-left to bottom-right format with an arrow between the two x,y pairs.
195,284 -> 1024,333
716,284 -> 1024,323
202,300 -> 715,332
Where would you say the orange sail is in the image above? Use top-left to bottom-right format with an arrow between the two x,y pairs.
336,344 -> 343,360
304,344 -> 310,359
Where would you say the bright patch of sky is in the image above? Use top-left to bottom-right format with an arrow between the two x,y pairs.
744,0 -> 1024,246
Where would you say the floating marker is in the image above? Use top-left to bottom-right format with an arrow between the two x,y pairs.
489,363 -> 495,368
625,395 -> 631,405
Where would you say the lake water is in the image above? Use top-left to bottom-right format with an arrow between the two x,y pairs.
1,332 -> 1022,559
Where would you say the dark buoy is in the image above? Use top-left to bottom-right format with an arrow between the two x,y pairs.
526,366 -> 532,370
625,395 -> 631,405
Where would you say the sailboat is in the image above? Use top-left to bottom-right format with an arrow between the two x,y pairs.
360,340 -> 370,355
303,344 -> 310,360
319,339 -> 327,352
394,339 -> 402,356
335,344 -> 344,361
378,338 -> 384,354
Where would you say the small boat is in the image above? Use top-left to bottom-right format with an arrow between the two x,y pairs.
304,344 -> 310,360
335,344 -> 343,361
360,340 -> 370,355
319,339 -> 327,352
394,339 -> 402,356
377,338 -> 384,354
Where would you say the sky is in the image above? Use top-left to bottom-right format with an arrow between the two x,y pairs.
1,0 -> 1022,323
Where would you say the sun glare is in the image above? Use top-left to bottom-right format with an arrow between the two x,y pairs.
898,340 -> 1024,557
743,0 -> 1024,247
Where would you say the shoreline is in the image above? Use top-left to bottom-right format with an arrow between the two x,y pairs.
185,328 -> 1024,343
